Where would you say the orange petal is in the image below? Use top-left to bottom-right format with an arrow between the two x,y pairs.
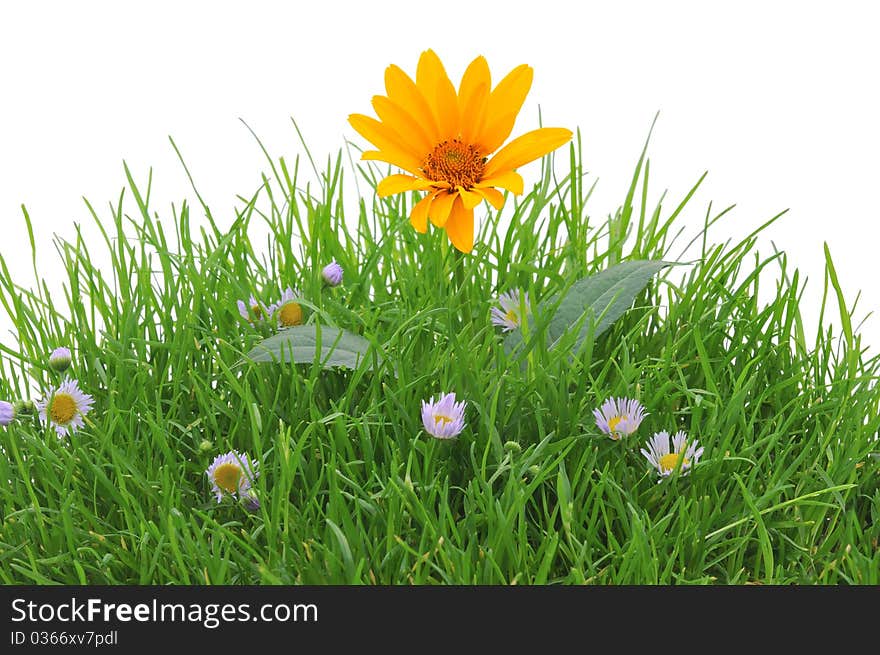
384,64 -> 440,145
372,96 -> 433,157
428,189 -> 457,227
460,81 -> 489,147
445,196 -> 475,253
483,127 -> 573,179
349,114 -> 424,169
479,64 -> 533,153
410,192 -> 433,233
476,170 -> 524,195
457,187 -> 484,210
377,174 -> 435,197
416,49 -> 459,140
459,56 -> 490,144
474,186 -> 506,210
361,150 -> 422,177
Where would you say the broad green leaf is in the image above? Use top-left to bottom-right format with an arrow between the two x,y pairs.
505,260 -> 670,354
244,325 -> 377,370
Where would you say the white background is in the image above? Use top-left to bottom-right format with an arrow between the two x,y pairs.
1,1 -> 879,352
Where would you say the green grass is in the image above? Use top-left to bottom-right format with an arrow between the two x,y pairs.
1,124 -> 878,585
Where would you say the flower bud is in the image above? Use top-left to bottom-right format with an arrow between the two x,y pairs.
321,260 -> 344,287
49,347 -> 72,373
13,400 -> 35,416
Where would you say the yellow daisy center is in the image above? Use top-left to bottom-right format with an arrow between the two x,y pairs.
250,304 -> 264,319
49,393 -> 77,424
422,139 -> 486,189
608,415 -> 626,433
434,414 -> 454,426
213,463 -> 242,494
279,302 -> 303,327
658,452 -> 690,473
505,309 -> 519,324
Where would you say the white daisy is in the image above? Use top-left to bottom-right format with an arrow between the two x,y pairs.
421,392 -> 467,439
36,378 -> 95,437
490,289 -> 530,332
205,450 -> 259,503
274,287 -> 304,328
237,295 -> 271,324
593,397 -> 647,440
641,430 -> 704,478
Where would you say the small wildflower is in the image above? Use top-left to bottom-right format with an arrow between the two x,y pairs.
641,430 -> 704,478
0,400 -> 15,427
321,260 -> 344,287
237,295 -> 270,324
205,450 -> 259,503
49,347 -> 72,373
275,287 -> 304,328
36,378 -> 95,437
490,289 -> 530,332
593,397 -> 647,440
421,392 -> 467,439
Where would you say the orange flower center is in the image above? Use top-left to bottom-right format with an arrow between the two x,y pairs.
434,414 -> 454,426
250,303 -> 264,319
213,463 -> 242,494
659,452 -> 690,473
608,415 -> 626,433
422,139 -> 486,189
279,302 -> 303,327
50,393 -> 77,424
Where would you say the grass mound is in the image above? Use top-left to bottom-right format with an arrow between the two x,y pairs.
1,129 -> 878,584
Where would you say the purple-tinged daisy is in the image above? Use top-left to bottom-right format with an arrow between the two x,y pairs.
206,450 -> 259,503
36,378 -> 95,437
237,295 -> 271,324
593,397 -> 647,440
321,260 -> 344,287
490,289 -> 530,332
274,287 -> 304,328
641,430 -> 704,478
49,347 -> 72,372
421,392 -> 467,439
0,400 -> 14,427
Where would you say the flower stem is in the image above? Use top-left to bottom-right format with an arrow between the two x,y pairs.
452,249 -> 472,333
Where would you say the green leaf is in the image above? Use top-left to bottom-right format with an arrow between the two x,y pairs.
244,325 -> 377,370
505,260 -> 670,354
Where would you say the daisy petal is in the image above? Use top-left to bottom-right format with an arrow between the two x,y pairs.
457,187 -> 484,210
474,185 -> 506,210
384,64 -> 440,144
377,174 -> 435,197
348,114 -> 424,169
484,127 -> 573,179
416,49 -> 459,140
409,192 -> 434,233
480,64 -> 533,153
445,197 -> 475,253
428,190 -> 457,228
371,95 -> 434,156
361,149 -> 422,177
477,170 -> 524,195
458,56 -> 491,145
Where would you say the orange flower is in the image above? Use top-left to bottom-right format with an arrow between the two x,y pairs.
349,50 -> 573,253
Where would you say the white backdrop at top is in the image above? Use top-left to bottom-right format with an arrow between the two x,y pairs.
1,1 -> 878,355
